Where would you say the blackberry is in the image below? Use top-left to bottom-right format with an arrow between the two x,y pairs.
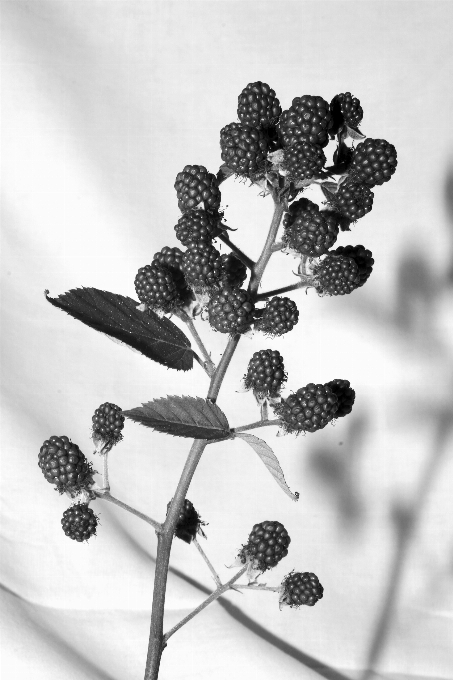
312,253 -> 361,296
329,182 -> 374,222
219,253 -> 247,289
283,197 -> 319,228
325,379 -> 355,417
333,245 -> 374,287
174,210 -> 222,247
167,498 -> 206,544
134,262 -> 181,312
61,503 -> 98,542
237,81 -> 282,128
273,383 -> 339,434
244,349 -> 287,398
349,138 -> 397,187
207,287 -> 255,335
239,521 -> 291,572
92,402 -> 124,449
181,242 -> 223,293
153,245 -> 192,302
330,92 -> 363,134
282,204 -> 339,257
279,571 -> 324,608
282,141 -> 326,181
256,297 -> 299,337
174,165 -> 221,213
39,435 -> 95,494
278,95 -> 333,149
220,122 -> 268,176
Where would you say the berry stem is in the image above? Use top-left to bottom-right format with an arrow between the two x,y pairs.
248,196 -> 285,298
101,452 -> 110,491
232,419 -> 281,434
217,232 -> 255,270
95,491 -> 161,531
255,279 -> 311,301
162,564 -> 248,643
207,334 -> 241,403
271,240 -> 284,253
177,311 -> 216,377
260,401 -> 269,421
233,583 -> 280,592
193,537 -> 222,587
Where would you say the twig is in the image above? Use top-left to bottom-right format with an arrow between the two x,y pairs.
207,334 -> 241,403
232,420 -> 281,434
174,310 -> 216,377
271,240 -> 284,253
255,279 -> 311,301
193,537 -> 222,587
163,565 -> 248,643
260,401 -> 269,421
95,491 -> 162,531
248,196 -> 285,297
233,583 -> 280,592
218,232 -> 255,270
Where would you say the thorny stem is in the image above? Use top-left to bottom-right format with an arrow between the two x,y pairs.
95,491 -> 161,531
218,232 -> 255,270
256,279 -> 312,301
193,537 -> 222,587
232,419 -> 281,434
163,565 -> 248,643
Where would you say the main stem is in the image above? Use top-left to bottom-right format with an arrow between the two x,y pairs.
144,195 -> 285,680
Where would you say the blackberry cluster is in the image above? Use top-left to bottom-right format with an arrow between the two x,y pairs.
325,379 -> 355,418
280,571 -> 324,608
39,435 -> 95,494
282,203 -> 339,257
182,243 -> 223,293
167,498 -> 205,544
278,95 -> 333,149
329,182 -> 374,222
134,262 -> 181,312
220,122 -> 268,176
220,253 -> 247,289
282,141 -> 326,181
333,245 -> 374,287
273,383 -> 339,434
92,402 -> 124,446
207,287 -> 255,335
174,209 -> 222,247
61,503 -> 98,542
312,253 -> 361,296
244,349 -> 287,398
152,246 -> 192,303
237,81 -> 282,128
330,92 -> 363,134
257,297 -> 299,337
239,521 -> 291,572
174,165 -> 221,213
349,138 -> 397,187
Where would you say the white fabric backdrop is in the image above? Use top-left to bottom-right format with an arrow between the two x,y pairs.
2,2 -> 453,679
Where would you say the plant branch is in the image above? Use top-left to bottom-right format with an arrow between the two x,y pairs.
271,240 -> 284,252
174,310 -> 216,377
248,196 -> 285,298
233,583 -> 280,592
163,564 -> 248,643
255,279 -> 312,301
218,232 -> 255,270
232,419 -> 281,434
193,537 -> 222,587
207,334 -> 241,403
95,491 -> 162,531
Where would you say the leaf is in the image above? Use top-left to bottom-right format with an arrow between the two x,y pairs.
321,185 -> 337,202
217,163 -> 236,185
345,125 -> 366,141
123,396 -> 231,439
235,433 -> 299,501
45,288 -> 193,371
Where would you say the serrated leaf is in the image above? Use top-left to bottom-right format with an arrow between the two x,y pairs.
235,432 -> 299,501
45,288 -> 193,371
123,396 -> 231,439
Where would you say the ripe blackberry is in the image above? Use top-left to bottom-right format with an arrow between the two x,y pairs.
174,210 -> 222,247
239,521 -> 291,572
283,197 -> 319,228
278,95 -> 333,149
282,204 -> 339,257
282,141 -> 326,181
333,245 -> 374,287
167,498 -> 206,544
256,297 -> 299,337
207,287 -> 255,335
237,81 -> 282,128
61,503 -> 98,542
279,571 -> 324,608
134,262 -> 181,312
39,435 -> 95,494
92,402 -> 124,449
244,349 -> 287,398
329,182 -> 374,222
220,122 -> 268,176
330,92 -> 363,134
153,245 -> 192,302
174,165 -> 221,213
312,253 -> 361,296
325,379 -> 355,417
219,253 -> 247,289
181,242 -> 223,293
349,138 -> 397,187
273,383 -> 339,434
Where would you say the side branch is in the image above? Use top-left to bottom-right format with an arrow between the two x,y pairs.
255,279 -> 312,301
95,491 -> 162,531
218,232 -> 255,270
